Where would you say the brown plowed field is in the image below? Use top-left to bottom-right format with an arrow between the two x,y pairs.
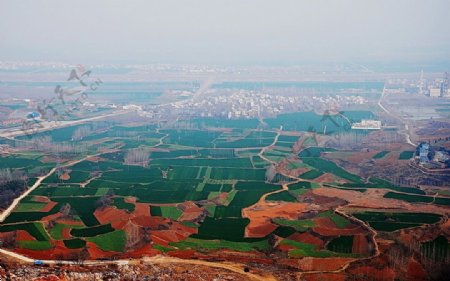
302,273 -> 346,281
312,188 -> 449,215
123,243 -> 160,258
32,196 -> 51,203
16,230 -> 36,241
40,201 -> 58,212
312,217 -> 364,236
313,173 -> 338,183
288,232 -> 324,249
352,234 -> 370,255
348,266 -> 396,281
243,202 -> 309,238
86,242 -> 116,259
61,227 -> 71,240
94,206 -> 130,225
406,258 -> 427,281
59,172 -> 70,181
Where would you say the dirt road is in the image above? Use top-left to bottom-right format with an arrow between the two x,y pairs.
0,151 -> 111,223
143,256 -> 278,281
378,87 -> 416,147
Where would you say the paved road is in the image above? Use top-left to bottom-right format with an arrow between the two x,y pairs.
0,110 -> 129,139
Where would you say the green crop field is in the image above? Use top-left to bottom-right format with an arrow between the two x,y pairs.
210,168 -> 266,181
14,202 -> 47,212
299,156 -> 362,183
0,222 -> 50,241
353,212 -> 442,231
18,240 -> 53,250
298,169 -> 323,179
49,223 -> 84,240
327,236 -> 354,253
193,217 -> 252,241
280,239 -> 336,258
273,218 -> 314,231
150,206 -> 182,220
383,192 -> 434,204
3,110 -> 447,263
113,197 -> 135,212
318,211 -> 351,228
399,151 -> 415,160
71,224 -> 115,237
86,230 -> 126,252
170,237 -> 269,252
266,191 -> 297,202
340,178 -> 425,195
372,151 -> 389,159
63,238 -> 87,249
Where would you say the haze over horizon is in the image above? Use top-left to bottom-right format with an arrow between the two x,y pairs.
1,0 -> 450,68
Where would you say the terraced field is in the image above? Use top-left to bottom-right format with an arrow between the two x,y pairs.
1,115 -> 448,269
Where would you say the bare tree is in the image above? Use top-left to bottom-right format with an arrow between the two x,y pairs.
124,147 -> 150,167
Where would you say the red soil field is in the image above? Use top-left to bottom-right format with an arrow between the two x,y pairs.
16,230 -> 36,241
348,266 -> 396,281
246,223 -> 278,238
59,172 -> 70,181
352,234 -> 370,255
94,206 -> 130,225
312,217 -> 364,236
243,202 -> 309,238
279,257 -> 354,271
41,213 -> 61,222
134,202 -> 151,217
312,188 -> 449,215
312,172 -> 339,183
131,215 -> 168,229
40,201 -> 58,212
441,219 -> 450,236
149,222 -> 197,247
54,218 -> 84,226
0,231 -> 15,240
123,243 -> 160,258
50,240 -> 81,259
15,248 -> 55,260
406,258 -> 427,281
32,196 -> 51,203
288,232 -> 324,249
86,242 -> 116,259
61,227 -> 72,240
168,249 -> 198,259
302,273 -> 346,281
86,156 -> 102,162
178,201 -> 204,221
150,231 -> 182,246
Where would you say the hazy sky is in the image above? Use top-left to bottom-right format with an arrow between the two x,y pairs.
1,0 -> 450,65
